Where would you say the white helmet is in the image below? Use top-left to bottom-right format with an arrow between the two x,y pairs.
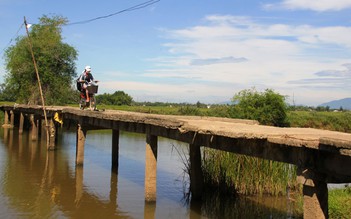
85,65 -> 91,72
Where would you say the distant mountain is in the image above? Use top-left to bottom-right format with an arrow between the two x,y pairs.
319,98 -> 351,110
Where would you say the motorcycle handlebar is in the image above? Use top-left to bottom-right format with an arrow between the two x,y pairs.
79,80 -> 99,83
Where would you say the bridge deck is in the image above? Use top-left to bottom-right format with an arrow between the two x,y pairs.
63,105 -> 351,153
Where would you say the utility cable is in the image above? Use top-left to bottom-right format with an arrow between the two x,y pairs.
1,1 -> 160,56
66,0 -> 160,26
1,23 -> 24,55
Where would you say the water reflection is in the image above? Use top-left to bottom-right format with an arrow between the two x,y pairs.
0,127 -> 302,218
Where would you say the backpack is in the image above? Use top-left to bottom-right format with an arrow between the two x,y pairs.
76,78 -> 82,91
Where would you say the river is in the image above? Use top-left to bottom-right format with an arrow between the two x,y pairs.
0,127 -> 302,218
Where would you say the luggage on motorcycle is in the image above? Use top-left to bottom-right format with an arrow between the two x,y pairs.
87,84 -> 98,94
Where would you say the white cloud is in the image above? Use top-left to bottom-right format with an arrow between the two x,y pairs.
264,0 -> 351,12
190,56 -> 248,66
140,15 -> 351,105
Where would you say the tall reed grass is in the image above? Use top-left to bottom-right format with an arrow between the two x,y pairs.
202,148 -> 299,196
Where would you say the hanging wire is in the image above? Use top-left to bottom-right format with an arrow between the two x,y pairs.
1,0 -> 160,53
66,0 -> 160,26
1,23 -> 24,55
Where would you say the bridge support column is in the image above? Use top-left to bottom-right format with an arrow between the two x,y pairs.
76,124 -> 87,166
19,113 -> 24,134
189,143 -> 204,200
3,110 -> 10,127
3,110 -> 13,128
144,133 -> 157,202
112,129 -> 119,173
75,166 -> 84,206
48,119 -> 56,150
30,115 -> 38,141
10,110 -> 14,127
109,170 -> 118,209
298,168 -> 328,219
37,118 -> 42,137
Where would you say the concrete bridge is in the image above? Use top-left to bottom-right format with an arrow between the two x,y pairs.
1,104 -> 351,218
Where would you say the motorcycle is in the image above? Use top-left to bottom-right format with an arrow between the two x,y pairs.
79,81 -> 99,110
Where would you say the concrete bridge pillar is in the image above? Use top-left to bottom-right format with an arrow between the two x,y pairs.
2,110 -> 13,129
189,143 -> 204,200
144,133 -> 157,202
4,110 -> 9,126
19,113 -> 25,134
303,180 -> 328,219
144,201 -> 156,218
112,129 -> 119,173
48,119 -> 56,150
298,168 -> 328,218
37,118 -> 42,137
75,166 -> 84,206
76,124 -> 87,166
109,170 -> 118,209
10,110 -> 14,127
30,114 -> 38,141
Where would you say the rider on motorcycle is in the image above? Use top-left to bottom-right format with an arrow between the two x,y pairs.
78,66 -> 95,102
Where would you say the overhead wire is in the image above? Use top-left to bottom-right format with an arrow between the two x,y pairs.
1,23 -> 24,55
66,0 -> 160,26
1,0 -> 161,53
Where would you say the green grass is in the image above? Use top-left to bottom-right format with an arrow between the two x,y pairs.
288,111 -> 351,133
329,187 -> 351,219
96,104 -> 232,117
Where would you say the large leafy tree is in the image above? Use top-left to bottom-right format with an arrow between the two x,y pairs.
3,15 -> 78,105
229,88 -> 289,127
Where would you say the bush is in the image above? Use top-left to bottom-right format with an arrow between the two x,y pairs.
229,88 -> 289,127
97,91 -> 133,106
178,106 -> 201,116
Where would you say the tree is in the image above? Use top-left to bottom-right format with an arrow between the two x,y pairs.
97,91 -> 133,106
2,15 -> 78,105
229,88 -> 289,127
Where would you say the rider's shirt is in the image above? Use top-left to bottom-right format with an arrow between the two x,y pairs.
79,72 -> 94,86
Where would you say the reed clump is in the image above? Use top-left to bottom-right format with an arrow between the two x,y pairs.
202,148 -> 299,196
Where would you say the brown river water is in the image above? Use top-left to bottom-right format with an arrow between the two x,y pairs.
0,127 -> 302,218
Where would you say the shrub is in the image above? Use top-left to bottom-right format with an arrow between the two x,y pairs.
229,88 -> 289,127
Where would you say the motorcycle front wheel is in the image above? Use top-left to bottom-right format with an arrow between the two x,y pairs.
79,94 -> 96,111
90,95 -> 96,110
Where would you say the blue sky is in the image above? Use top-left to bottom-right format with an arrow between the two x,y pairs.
0,0 -> 350,105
